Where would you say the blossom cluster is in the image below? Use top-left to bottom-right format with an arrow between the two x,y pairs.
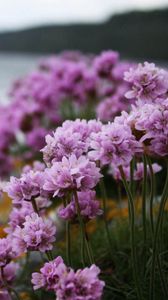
1,59 -> 168,299
58,190 -> 102,221
116,62 -> 168,157
32,256 -> 104,300
0,50 -> 133,178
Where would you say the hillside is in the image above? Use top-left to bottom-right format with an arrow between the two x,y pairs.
0,9 -> 168,59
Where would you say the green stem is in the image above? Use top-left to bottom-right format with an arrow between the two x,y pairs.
142,155 -> 147,252
80,224 -> 85,267
84,224 -> 94,263
129,157 -> 136,196
31,197 -> 39,214
45,250 -> 53,261
64,196 -> 72,266
147,157 -> 167,297
66,220 -> 71,266
74,190 -> 94,265
99,179 -> 112,250
147,156 -> 155,234
150,161 -> 168,300
119,166 -> 143,300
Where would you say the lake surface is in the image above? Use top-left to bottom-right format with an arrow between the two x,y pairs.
0,53 -> 43,104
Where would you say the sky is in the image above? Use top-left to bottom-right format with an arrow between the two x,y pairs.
0,0 -> 168,31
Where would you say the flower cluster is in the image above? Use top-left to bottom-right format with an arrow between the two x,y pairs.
124,62 -> 168,104
0,262 -> 19,289
89,122 -> 142,167
41,119 -> 102,166
44,154 -> 102,197
5,168 -> 49,204
58,190 -> 102,221
115,62 -> 168,157
0,238 -> 16,267
0,51 -> 134,177
2,59 -> 168,299
12,213 -> 56,253
32,256 -> 104,300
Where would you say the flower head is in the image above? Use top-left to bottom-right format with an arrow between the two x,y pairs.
0,262 -> 19,289
57,264 -> 104,300
0,238 -> 15,267
89,122 -> 142,167
32,258 -> 105,300
41,119 -> 102,166
12,213 -> 56,253
32,256 -> 66,291
58,190 -> 102,221
124,62 -> 168,104
44,154 -> 102,197
5,169 -> 48,204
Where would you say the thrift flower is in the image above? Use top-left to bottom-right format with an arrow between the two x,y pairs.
12,213 -> 56,253
58,190 -> 102,221
44,154 -> 102,197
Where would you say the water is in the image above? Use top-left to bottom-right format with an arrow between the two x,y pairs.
0,53 -> 43,104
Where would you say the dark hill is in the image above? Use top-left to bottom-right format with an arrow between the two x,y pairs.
0,8 -> 168,59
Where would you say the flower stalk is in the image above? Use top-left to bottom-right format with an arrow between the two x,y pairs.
150,161 -> 168,300
119,165 -> 143,300
99,178 -> 113,251
74,190 -> 94,265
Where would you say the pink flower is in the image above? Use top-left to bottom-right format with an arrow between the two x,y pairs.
124,62 -> 168,104
58,190 -> 102,221
57,264 -> 104,300
44,154 -> 102,197
5,169 -> 48,204
41,119 -> 102,166
0,238 -> 15,267
32,256 -> 66,291
89,122 -> 142,167
32,257 -> 105,300
0,262 -> 19,289
12,213 -> 56,253
94,50 -> 119,77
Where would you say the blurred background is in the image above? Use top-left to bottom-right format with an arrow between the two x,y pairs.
0,0 -> 168,101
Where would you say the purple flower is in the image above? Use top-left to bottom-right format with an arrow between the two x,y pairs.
0,238 -> 15,267
58,190 -> 102,221
26,127 -> 49,151
44,154 -> 102,197
6,202 -> 34,234
12,213 -> 56,253
57,264 -> 104,300
0,262 -> 19,289
5,169 -> 48,204
0,291 -> 11,300
96,96 -> 127,122
89,122 -> 142,167
32,256 -> 67,291
32,257 -> 105,300
22,161 -> 46,173
94,50 -> 119,77
41,119 -> 102,166
124,62 -> 168,103
116,100 -> 168,157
